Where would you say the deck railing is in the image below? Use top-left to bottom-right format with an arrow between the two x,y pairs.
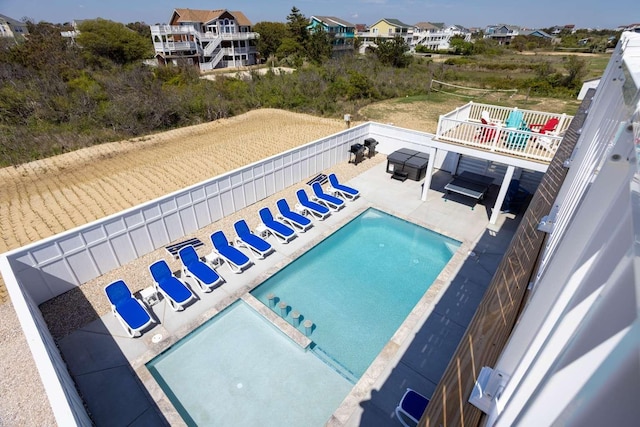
436,102 -> 573,163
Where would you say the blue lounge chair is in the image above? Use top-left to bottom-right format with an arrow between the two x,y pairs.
395,388 -> 430,427
234,219 -> 274,259
311,182 -> 345,212
178,245 -> 223,292
276,198 -> 313,233
209,230 -> 253,273
104,280 -> 155,338
295,188 -> 331,220
327,173 -> 360,201
149,260 -> 196,311
258,207 -> 296,244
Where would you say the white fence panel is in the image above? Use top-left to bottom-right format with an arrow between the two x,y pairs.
4,124 -> 369,305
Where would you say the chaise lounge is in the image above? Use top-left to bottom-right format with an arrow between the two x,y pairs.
258,207 -> 296,244
104,280 -> 155,338
209,230 -> 253,273
276,198 -> 313,232
234,219 -> 275,259
178,245 -> 224,292
149,260 -> 196,311
296,188 -> 331,220
311,182 -> 345,212
327,173 -> 360,201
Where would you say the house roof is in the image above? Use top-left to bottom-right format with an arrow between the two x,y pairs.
0,13 -> 26,26
521,29 -> 553,38
374,18 -> 412,29
310,16 -> 355,28
170,8 -> 252,26
414,22 -> 442,30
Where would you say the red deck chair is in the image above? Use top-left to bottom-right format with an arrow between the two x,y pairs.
530,117 -> 559,135
479,117 -> 497,143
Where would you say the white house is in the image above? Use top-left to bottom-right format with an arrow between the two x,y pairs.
411,22 -> 471,51
150,8 -> 259,72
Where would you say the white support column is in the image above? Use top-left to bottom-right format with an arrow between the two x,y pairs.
489,165 -> 515,224
421,146 -> 438,201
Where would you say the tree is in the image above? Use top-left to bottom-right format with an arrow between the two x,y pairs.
305,29 -> 333,64
254,22 -> 287,62
562,55 -> 587,90
449,35 -> 474,55
374,36 -> 412,68
286,6 -> 308,46
77,19 -> 152,65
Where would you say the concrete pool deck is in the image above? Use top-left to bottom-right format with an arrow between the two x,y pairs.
56,160 -> 522,426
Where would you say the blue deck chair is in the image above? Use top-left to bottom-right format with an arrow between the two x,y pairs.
395,388 -> 430,427
209,230 -> 252,273
104,280 -> 155,338
258,207 -> 296,244
234,219 -> 274,259
295,189 -> 331,220
504,110 -> 525,129
178,245 -> 223,292
276,198 -> 313,233
327,173 -> 360,201
504,110 -> 531,149
149,260 -> 196,311
311,182 -> 345,212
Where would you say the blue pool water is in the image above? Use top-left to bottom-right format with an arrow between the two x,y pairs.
147,302 -> 353,426
251,208 -> 460,380
147,208 -> 460,425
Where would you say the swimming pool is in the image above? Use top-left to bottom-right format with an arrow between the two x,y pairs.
251,208 -> 460,379
147,208 -> 460,425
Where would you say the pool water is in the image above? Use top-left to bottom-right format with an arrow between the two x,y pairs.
147,302 -> 353,426
251,208 -> 460,380
147,208 -> 460,425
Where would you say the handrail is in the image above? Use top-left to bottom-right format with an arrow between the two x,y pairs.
436,116 -> 562,162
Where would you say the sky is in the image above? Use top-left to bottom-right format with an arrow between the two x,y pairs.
1,0 -> 636,30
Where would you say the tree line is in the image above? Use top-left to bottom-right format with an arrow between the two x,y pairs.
0,9 -> 587,166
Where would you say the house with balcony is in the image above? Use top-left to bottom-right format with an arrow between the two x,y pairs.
358,18 -> 413,53
484,24 -> 522,45
0,14 -> 28,40
411,22 -> 471,51
150,8 -> 258,72
307,16 -> 356,53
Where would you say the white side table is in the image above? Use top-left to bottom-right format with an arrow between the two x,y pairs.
255,223 -> 270,238
139,287 -> 160,306
205,252 -> 223,268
